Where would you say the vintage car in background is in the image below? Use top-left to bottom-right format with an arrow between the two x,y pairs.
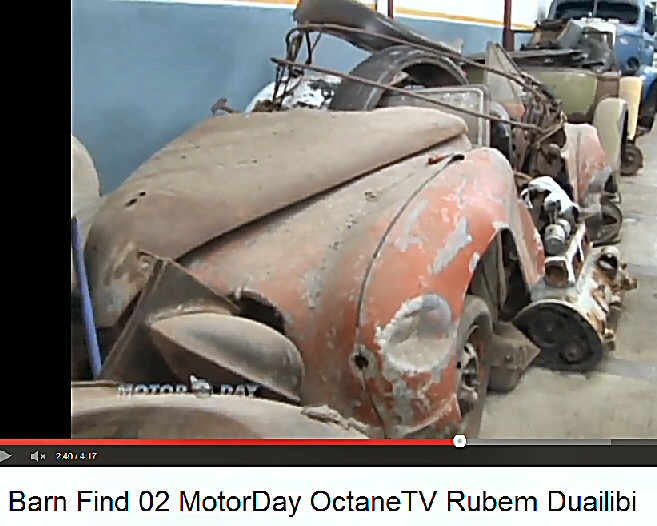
508,17 -> 648,177
545,0 -> 657,135
245,0 -> 633,246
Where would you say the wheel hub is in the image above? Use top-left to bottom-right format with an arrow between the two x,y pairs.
562,343 -> 585,363
514,302 -> 605,373
621,143 -> 643,176
457,341 -> 480,416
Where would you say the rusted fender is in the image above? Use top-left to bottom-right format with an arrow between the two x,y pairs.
86,108 -> 468,329
618,77 -> 642,141
71,383 -> 368,439
183,146 -> 544,437
180,141 -> 468,428
353,147 -> 544,438
563,123 -> 611,205
592,97 -> 628,175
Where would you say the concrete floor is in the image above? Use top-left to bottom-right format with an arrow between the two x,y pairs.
480,130 -> 657,438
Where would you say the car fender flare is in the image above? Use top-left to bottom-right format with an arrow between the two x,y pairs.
353,148 -> 544,437
592,97 -> 628,171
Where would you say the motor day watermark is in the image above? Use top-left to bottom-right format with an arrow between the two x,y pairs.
117,375 -> 260,398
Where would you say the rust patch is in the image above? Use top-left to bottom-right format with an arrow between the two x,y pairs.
469,252 -> 481,272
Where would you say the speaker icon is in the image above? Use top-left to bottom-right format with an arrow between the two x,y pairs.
30,451 -> 40,462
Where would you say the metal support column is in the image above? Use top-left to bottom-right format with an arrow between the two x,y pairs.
377,0 -> 394,18
503,0 -> 513,50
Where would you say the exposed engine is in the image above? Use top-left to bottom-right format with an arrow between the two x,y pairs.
521,176 -> 578,257
237,0 -> 638,373
515,18 -> 617,72
70,0 -> 640,440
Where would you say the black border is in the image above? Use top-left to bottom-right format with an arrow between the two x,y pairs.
3,141 -> 71,439
1,445 -> 656,467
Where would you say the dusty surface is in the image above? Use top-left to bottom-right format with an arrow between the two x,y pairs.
480,130 -> 657,438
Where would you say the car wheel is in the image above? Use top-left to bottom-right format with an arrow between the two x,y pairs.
454,296 -> 493,438
620,142 -> 644,176
329,45 -> 467,111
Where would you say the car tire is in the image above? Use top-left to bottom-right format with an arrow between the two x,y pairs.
329,45 -> 467,111
454,295 -> 493,438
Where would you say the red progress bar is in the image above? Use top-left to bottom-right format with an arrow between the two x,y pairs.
3,439 -> 454,446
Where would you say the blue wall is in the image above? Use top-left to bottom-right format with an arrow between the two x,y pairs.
72,0 -> 502,191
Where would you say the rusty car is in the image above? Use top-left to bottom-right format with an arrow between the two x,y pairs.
71,0 -> 637,440
506,17 -> 647,177
244,0 -> 637,246
72,112 -> 635,439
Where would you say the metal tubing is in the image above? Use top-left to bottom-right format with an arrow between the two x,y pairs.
72,216 -> 103,377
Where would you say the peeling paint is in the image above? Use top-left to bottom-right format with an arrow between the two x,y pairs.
469,252 -> 481,272
302,269 -> 324,311
352,344 -> 378,377
380,335 -> 453,376
492,220 -> 510,230
430,217 -> 473,274
390,394 -> 459,438
454,179 -> 468,208
374,295 -> 453,354
377,334 -> 456,432
394,199 -> 429,251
